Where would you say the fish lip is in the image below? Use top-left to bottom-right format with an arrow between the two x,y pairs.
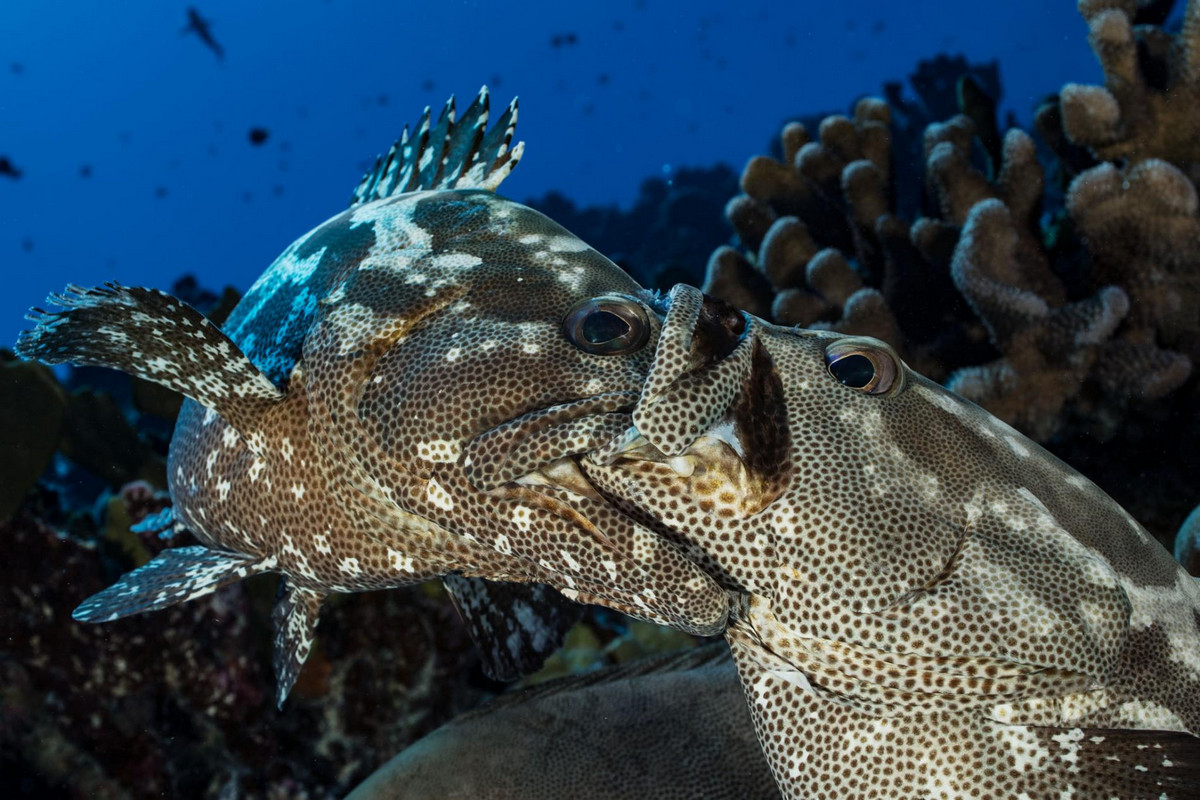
460,390 -> 640,492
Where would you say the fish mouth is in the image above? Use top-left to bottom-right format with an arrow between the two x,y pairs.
460,389 -> 643,495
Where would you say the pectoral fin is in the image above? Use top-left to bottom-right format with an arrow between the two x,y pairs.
443,575 -> 582,682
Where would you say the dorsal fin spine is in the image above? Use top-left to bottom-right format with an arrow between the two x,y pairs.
350,86 -> 523,205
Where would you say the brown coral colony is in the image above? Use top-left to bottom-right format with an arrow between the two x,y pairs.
705,3 -> 1198,447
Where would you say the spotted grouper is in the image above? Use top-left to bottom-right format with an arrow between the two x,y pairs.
579,284 -> 1200,798
16,88 -> 729,705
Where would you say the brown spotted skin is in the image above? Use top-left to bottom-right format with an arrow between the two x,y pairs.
583,285 -> 1200,798
169,189 -> 729,632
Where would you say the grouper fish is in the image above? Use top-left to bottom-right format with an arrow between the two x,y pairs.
579,285 -> 1200,797
16,89 -> 1200,798
16,87 -> 729,703
345,644 -> 778,800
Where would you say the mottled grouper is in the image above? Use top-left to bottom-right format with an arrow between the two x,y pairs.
16,88 -> 729,703
16,89 -> 1200,798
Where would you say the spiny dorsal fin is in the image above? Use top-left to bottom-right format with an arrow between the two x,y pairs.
72,545 -> 268,622
16,283 -> 282,448
350,86 -> 523,206
271,581 -> 326,708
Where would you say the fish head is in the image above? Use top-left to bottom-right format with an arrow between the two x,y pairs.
298,195 -> 732,633
302,189 -> 662,485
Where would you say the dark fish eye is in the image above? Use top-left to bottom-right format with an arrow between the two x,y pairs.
563,295 -> 650,355
824,337 -> 904,395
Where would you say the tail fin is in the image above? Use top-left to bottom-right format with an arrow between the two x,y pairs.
350,86 -> 523,205
73,545 -> 269,622
16,282 -> 281,444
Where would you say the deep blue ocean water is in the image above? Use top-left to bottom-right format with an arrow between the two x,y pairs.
1,1 -> 1097,347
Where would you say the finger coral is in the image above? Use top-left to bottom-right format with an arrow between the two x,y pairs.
1061,0 -> 1200,167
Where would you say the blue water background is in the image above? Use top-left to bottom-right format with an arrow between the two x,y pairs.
0,1 -> 1098,347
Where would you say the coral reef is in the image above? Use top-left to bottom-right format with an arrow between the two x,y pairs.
0,496 -> 484,799
706,90 -> 1196,441
697,42 -> 1199,548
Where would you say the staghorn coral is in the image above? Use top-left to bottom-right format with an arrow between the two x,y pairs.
1061,0 -> 1200,168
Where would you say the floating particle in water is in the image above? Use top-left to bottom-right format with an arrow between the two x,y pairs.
550,32 -> 579,48
272,185 -> 284,197
0,156 -> 22,179
242,190 -> 253,203
154,186 -> 168,199
377,94 -> 388,106
10,62 -> 23,75
596,73 -> 610,86
489,74 -> 502,88
871,19 -> 886,34
79,165 -> 92,178
421,78 -> 435,92
248,128 -> 269,146
21,237 -> 33,252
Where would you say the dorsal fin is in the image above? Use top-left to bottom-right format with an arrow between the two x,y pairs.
350,85 -> 523,206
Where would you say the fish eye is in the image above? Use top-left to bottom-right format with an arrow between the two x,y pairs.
563,295 -> 650,355
824,337 -> 904,395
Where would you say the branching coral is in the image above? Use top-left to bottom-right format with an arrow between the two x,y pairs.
1061,0 -> 1200,167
